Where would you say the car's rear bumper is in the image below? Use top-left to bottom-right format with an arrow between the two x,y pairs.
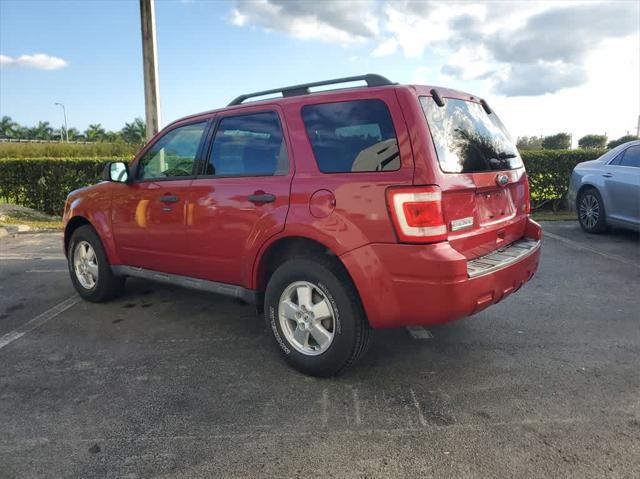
340,217 -> 542,328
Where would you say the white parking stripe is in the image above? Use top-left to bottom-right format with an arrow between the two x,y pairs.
0,255 -> 66,261
406,327 -> 433,339
25,269 -> 67,273
0,296 -> 80,350
544,231 -> 639,268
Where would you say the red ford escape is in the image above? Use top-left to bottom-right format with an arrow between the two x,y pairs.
63,74 -> 542,376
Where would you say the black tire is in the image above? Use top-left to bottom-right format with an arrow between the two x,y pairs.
264,256 -> 370,377
577,187 -> 607,233
67,225 -> 125,302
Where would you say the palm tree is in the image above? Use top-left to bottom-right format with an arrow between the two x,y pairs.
32,121 -> 54,140
85,124 -> 106,142
66,128 -> 81,141
120,118 -> 146,144
0,116 -> 17,139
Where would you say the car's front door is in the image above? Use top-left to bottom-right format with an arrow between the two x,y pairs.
604,145 -> 640,225
186,109 -> 292,287
111,120 -> 209,275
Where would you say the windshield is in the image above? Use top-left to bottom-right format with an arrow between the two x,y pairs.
420,96 -> 523,173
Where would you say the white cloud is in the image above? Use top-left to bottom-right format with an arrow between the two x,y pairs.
0,53 -> 69,70
230,0 -> 378,45
228,1 -> 640,98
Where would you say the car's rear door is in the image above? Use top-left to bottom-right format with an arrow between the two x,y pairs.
605,145 -> 640,225
110,120 -> 209,275
185,107 -> 292,287
417,93 -> 530,259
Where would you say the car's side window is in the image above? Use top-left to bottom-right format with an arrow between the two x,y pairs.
137,122 -> 207,180
205,111 -> 288,177
618,146 -> 640,168
301,99 -> 400,173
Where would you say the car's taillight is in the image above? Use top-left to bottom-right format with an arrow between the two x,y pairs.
386,186 -> 447,243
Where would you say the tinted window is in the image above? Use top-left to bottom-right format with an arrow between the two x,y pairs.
619,145 -> 640,168
420,97 -> 523,173
302,99 -> 400,173
206,112 -> 288,176
138,122 -> 206,180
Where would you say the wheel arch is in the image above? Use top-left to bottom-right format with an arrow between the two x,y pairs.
64,215 -> 119,264
252,235 -> 359,310
64,216 -> 93,257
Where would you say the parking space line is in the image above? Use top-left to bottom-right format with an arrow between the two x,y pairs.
0,255 -> 66,261
0,295 -> 80,350
544,232 -> 639,268
25,269 -> 68,273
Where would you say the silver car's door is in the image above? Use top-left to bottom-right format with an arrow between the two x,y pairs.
604,145 -> 640,224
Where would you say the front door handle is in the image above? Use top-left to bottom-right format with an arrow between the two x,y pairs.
160,195 -> 179,203
602,173 -> 613,178
248,193 -> 276,204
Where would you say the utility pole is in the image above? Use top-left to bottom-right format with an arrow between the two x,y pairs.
636,114 -> 639,138
140,0 -> 161,141
54,102 -> 68,142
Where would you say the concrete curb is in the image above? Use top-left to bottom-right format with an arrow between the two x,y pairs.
0,224 -> 33,238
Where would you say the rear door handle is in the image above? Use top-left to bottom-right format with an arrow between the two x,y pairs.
248,193 -> 276,204
160,195 -> 179,203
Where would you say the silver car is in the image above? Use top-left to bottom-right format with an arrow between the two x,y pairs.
568,140 -> 640,233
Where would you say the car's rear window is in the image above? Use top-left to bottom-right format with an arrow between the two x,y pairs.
302,99 -> 400,173
420,96 -> 523,173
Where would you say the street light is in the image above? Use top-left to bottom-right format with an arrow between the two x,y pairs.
54,102 -> 69,143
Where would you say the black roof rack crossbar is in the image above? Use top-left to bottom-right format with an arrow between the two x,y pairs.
227,74 -> 394,106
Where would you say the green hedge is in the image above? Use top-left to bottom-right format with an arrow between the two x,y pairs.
520,149 -> 605,210
0,157 -> 116,215
0,149 -> 605,216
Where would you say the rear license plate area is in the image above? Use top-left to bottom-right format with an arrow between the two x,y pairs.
476,189 -> 515,226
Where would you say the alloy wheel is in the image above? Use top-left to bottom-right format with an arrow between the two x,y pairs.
73,241 -> 99,289
579,194 -> 600,230
278,281 -> 336,356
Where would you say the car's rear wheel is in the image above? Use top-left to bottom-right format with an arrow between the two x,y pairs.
68,225 -> 125,302
264,257 -> 370,377
578,187 -> 607,233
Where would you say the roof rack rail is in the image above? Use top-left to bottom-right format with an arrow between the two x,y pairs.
227,74 -> 394,106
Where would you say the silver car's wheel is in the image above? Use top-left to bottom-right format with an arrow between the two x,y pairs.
73,240 -> 99,289
278,281 -> 335,356
579,193 -> 600,230
577,188 -> 607,233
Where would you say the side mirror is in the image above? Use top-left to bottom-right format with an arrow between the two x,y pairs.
103,161 -> 130,183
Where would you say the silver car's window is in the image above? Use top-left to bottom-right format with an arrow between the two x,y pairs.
618,146 -> 640,168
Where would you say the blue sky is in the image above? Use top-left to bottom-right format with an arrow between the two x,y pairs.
1,0 -> 639,143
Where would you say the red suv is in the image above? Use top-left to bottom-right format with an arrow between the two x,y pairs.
63,74 -> 541,376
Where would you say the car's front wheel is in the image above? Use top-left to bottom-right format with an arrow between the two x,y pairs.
68,225 -> 125,302
264,257 -> 370,377
578,187 -> 607,233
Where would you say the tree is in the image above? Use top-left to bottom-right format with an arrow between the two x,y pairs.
31,121 -> 54,140
85,124 -> 106,141
120,117 -> 146,144
542,133 -> 571,150
0,116 -> 17,139
607,135 -> 639,149
578,134 -> 607,149
66,128 -> 81,141
516,136 -> 543,150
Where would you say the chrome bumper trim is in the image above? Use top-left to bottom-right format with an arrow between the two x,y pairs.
467,238 -> 541,278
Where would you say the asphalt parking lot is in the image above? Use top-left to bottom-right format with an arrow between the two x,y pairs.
1,221 -> 639,478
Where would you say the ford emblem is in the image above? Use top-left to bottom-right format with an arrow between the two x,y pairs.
496,174 -> 509,187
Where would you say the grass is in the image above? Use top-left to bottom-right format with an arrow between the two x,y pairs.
0,203 -> 63,230
0,141 -> 138,159
531,210 -> 576,221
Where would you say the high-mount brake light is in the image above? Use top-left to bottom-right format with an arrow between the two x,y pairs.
386,186 -> 448,243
